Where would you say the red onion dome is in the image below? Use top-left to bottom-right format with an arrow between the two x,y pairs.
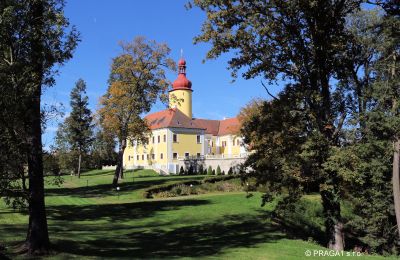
171,58 -> 192,90
178,58 -> 186,66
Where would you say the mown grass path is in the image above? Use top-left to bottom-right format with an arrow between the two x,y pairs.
0,170 -> 396,259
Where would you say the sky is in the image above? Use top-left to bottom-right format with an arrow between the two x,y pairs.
42,0 -> 282,149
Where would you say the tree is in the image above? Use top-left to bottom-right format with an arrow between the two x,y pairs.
207,166 -> 213,175
98,37 -> 174,187
54,122 -> 75,174
191,0 -> 364,250
90,129 -> 118,169
216,165 -> 221,175
326,6 -> 400,253
0,0 -> 79,254
179,166 -> 185,175
65,79 -> 93,178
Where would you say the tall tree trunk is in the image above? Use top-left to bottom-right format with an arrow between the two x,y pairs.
77,152 -> 82,179
23,0 -> 50,254
393,139 -> 400,238
321,188 -> 344,251
112,139 -> 126,187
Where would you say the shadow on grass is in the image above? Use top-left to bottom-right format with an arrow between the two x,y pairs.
80,170 -> 115,177
52,214 -> 283,258
47,199 -> 210,222
45,176 -> 203,198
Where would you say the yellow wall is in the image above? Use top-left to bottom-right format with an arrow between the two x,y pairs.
171,132 -> 202,160
218,135 -> 241,156
123,129 -> 169,167
169,89 -> 192,118
231,136 -> 241,156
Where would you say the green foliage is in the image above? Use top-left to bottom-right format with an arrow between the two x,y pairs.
43,152 -> 60,176
207,166 -> 213,175
228,167 -> 233,175
67,79 -> 94,154
216,165 -> 221,175
212,169 -> 216,175
187,165 -> 194,175
198,164 -> 204,175
0,0 -> 79,210
179,166 -> 185,175
90,129 -> 118,169
55,79 -> 94,176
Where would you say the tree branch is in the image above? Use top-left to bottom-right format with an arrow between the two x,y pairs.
261,80 -> 278,101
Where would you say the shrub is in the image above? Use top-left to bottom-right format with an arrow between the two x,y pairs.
179,166 -> 185,175
198,165 -> 204,175
207,166 -> 213,175
188,165 -> 194,175
216,165 -> 221,175
228,167 -> 233,175
222,170 -> 225,175
212,169 -> 216,175
142,180 -> 201,198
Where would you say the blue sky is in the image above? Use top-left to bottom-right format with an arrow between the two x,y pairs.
42,0 -> 281,149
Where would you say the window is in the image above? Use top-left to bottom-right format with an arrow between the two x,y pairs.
158,135 -> 160,143
152,136 -> 155,144
160,153 -> 164,159
173,153 -> 178,159
163,134 -> 166,142
222,141 -> 227,147
137,155 -> 139,160
128,156 -> 131,161
197,153 -> 201,158
197,135 -> 201,143
142,154 -> 144,160
151,154 -> 155,159
173,134 -> 178,142
184,152 -> 189,158
147,154 -> 149,160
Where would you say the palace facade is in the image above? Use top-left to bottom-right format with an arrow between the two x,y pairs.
123,58 -> 246,174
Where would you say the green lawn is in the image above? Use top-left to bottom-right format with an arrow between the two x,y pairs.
0,170 -> 396,259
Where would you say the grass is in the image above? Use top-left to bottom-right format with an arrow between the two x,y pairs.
0,169 -> 396,259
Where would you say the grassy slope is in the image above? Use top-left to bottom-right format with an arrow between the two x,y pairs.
0,170 -> 396,259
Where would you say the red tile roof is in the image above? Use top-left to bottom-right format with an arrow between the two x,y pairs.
218,117 -> 241,136
145,108 -> 204,130
145,109 -> 241,136
192,119 -> 220,135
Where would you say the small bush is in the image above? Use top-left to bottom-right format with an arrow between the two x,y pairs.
216,165 -> 221,175
222,170 -> 225,175
198,165 -> 204,175
228,167 -> 233,175
207,166 -> 213,175
188,165 -> 194,175
212,169 -> 216,175
179,166 -> 185,175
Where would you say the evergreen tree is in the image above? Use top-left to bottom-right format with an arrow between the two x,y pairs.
65,79 -> 93,178
207,166 -> 213,175
216,165 -> 221,175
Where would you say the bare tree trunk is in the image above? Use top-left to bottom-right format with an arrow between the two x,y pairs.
112,139 -> 126,187
24,73 -> 50,255
393,139 -> 400,238
321,189 -> 344,251
77,152 -> 82,179
23,1 -> 50,254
